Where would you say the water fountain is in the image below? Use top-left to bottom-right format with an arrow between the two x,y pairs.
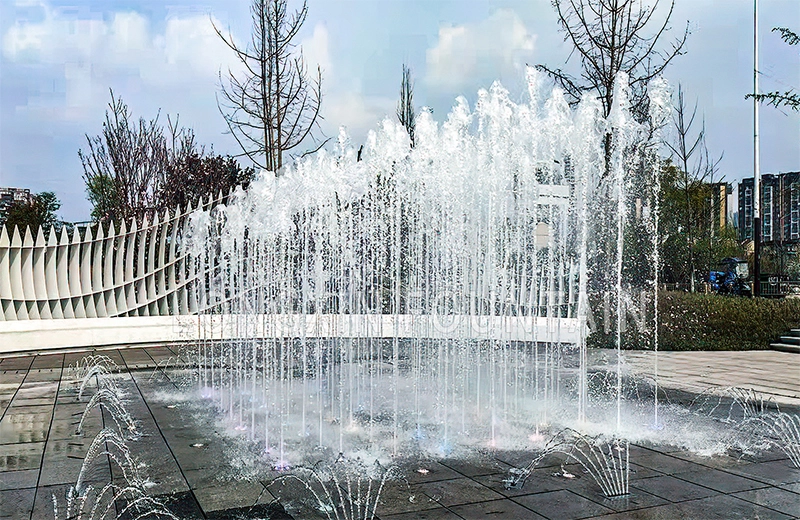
268,457 -> 399,520
183,68 -> 669,468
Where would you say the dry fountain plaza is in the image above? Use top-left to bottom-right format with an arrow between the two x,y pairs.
1,344 -> 799,520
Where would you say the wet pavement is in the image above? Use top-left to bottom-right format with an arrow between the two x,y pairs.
1,346 -> 798,519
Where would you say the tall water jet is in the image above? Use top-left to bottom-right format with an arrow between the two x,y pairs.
185,69 -> 664,463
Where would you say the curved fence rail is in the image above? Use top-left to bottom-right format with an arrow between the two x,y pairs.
0,200 -> 215,321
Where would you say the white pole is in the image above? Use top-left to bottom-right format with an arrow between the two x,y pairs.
754,0 -> 760,218
753,0 -> 762,295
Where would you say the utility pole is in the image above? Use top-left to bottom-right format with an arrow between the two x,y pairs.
753,0 -> 762,297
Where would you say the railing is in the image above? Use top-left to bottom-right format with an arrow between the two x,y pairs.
760,279 -> 800,298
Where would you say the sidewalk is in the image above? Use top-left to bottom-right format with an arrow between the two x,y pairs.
625,350 -> 800,407
1,346 -> 798,519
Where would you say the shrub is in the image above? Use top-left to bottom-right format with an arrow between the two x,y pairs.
587,291 -> 800,351
657,292 -> 800,351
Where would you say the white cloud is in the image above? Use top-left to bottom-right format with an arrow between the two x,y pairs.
2,2 -> 237,120
426,9 -> 536,90
322,91 -> 395,145
301,23 -> 331,78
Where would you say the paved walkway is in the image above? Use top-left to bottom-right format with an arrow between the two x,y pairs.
1,346 -> 799,519
625,350 -> 800,407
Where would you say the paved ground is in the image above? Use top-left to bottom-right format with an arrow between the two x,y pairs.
626,350 -> 800,406
1,346 -> 799,519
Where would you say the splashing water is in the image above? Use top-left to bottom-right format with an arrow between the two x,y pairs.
77,360 -> 120,401
54,356 -> 176,520
269,457 -> 400,520
185,70 -> 668,463
505,428 -> 629,497
76,387 -> 139,438
753,413 -> 800,468
53,429 -> 177,520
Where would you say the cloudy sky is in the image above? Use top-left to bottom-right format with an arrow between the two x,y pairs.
1,0 -> 798,222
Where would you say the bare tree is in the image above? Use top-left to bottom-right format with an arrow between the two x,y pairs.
537,0 -> 688,123
397,64 -> 416,147
665,84 -> 722,291
79,90 -> 197,223
214,0 -> 325,174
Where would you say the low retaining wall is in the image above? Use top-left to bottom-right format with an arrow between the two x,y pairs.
0,315 -> 581,354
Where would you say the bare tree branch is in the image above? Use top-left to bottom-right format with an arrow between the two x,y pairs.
541,0 -> 689,122
216,0 -> 325,176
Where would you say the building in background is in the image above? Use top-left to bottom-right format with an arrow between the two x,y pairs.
739,172 -> 800,290
739,172 -> 800,244
0,187 -> 34,226
710,182 -> 732,232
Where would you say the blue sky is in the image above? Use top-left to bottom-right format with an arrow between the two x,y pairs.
1,0 -> 798,222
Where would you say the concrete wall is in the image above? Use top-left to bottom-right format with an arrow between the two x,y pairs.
0,314 -> 580,354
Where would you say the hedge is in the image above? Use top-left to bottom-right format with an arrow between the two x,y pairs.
587,291 -> 800,351
657,292 -> 800,351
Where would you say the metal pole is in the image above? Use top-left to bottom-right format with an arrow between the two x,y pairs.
753,0 -> 762,297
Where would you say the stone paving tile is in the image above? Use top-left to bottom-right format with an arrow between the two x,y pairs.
724,459 -> 800,487
511,489 -> 614,520
449,497 -> 548,519
672,467 -> 769,494
627,462 -> 664,480
381,506 -> 464,519
438,456 -> 508,477
0,486 -> 36,519
630,474 -> 718,503
731,486 -> 800,517
32,483 -> 78,519
369,480 -> 446,516
582,489 -> 670,514
112,438 -> 189,496
2,347 -> 800,520
472,471 -> 569,498
779,481 -> 800,494
146,490 -> 205,519
0,418 -> 49,444
669,445 -> 785,467
0,441 -> 45,472
627,445 -> 707,476
0,468 -> 38,491
194,479 -> 274,514
50,418 -> 98,441
38,439 -> 98,487
587,494 -> 795,519
415,476 -> 505,507
492,448 -> 549,469
183,468 -> 226,490
400,460 -> 463,484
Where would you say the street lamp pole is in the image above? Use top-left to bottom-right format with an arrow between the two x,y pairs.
753,0 -> 762,297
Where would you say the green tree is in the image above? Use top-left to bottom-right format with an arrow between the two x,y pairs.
3,191 -> 62,237
658,161 -> 743,286
160,153 -> 257,210
85,173 -> 122,222
79,90 -> 197,222
747,27 -> 799,111
397,64 -> 416,147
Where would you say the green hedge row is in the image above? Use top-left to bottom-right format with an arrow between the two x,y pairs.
656,292 -> 800,351
586,291 -> 800,351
